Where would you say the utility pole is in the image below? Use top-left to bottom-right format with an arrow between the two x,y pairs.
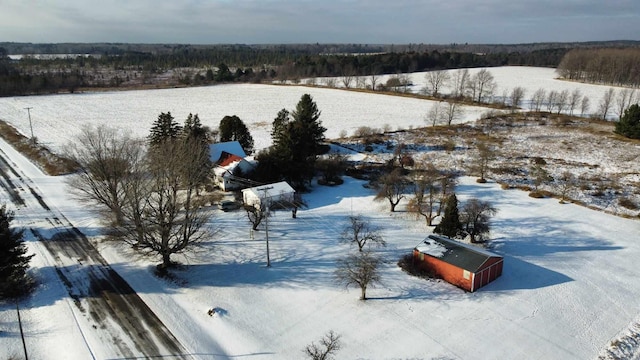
258,186 -> 274,268
24,107 -> 34,144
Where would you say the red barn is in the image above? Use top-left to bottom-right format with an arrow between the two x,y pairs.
413,234 -> 503,292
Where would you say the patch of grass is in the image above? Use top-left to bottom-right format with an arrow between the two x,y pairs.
0,120 -> 78,175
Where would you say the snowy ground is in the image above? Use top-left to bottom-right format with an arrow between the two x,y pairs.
1,67 -> 640,359
0,67 -> 623,154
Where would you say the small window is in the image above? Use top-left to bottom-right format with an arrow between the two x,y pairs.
419,252 -> 424,261
463,270 -> 471,280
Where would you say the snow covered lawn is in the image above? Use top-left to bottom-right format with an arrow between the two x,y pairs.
1,66 -> 640,359
2,159 -> 640,358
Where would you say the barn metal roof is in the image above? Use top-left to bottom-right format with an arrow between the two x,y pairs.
415,235 -> 502,273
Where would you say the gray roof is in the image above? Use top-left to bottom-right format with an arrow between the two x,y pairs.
415,235 -> 502,273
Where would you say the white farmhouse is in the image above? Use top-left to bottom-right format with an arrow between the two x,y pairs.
242,182 -> 295,209
210,141 -> 255,191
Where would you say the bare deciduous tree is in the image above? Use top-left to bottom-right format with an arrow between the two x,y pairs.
369,73 -> 379,91
424,70 -> 450,96
451,69 -> 470,98
614,88 -> 637,120
568,89 -> 582,115
438,173 -> 457,217
341,68 -> 354,89
461,199 -> 497,243
444,101 -> 463,126
531,88 -> 546,112
374,168 -> 407,212
341,215 -> 385,251
407,162 -> 441,226
245,202 -> 268,231
426,101 -> 445,127
510,87 -> 526,111
557,171 -> 577,204
580,95 -> 591,117
469,69 -> 496,103
546,90 -> 558,113
335,250 -> 382,300
555,89 -> 569,114
598,88 -> 616,120
65,125 -> 145,226
119,138 -> 214,271
470,141 -> 498,183
304,331 -> 342,360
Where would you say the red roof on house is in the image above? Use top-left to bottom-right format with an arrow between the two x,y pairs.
217,152 -> 244,167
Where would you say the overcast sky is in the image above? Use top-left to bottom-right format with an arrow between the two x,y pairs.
1,0 -> 639,45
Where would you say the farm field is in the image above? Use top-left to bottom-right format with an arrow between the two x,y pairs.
1,66 -> 640,359
0,66 -> 622,153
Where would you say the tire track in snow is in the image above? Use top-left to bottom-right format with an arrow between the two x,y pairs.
0,148 -> 192,359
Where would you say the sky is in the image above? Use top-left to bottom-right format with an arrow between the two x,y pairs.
1,0 -> 639,45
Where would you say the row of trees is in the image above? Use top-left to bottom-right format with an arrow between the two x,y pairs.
1,43 -> 571,96
557,48 -> 640,87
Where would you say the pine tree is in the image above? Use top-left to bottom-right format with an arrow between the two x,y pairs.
0,205 -> 34,298
434,193 -> 462,238
291,94 -> 326,158
148,112 -> 182,146
271,108 -> 290,148
182,113 -> 209,144
219,115 -> 255,155
615,103 -> 640,139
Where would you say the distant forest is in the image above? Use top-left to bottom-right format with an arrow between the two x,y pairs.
557,48 -> 640,87
1,41 -> 639,97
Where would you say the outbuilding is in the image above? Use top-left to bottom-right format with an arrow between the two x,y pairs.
413,234 -> 503,292
242,181 -> 295,209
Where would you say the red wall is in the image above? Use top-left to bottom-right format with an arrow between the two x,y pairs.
412,249 -> 503,292
413,249 -> 473,291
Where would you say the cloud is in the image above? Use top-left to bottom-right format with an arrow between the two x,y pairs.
0,0 -> 638,44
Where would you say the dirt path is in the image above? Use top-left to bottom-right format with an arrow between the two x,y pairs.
0,146 -> 191,359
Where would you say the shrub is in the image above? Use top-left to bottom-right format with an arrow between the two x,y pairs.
619,197 -> 638,210
615,104 -> 640,139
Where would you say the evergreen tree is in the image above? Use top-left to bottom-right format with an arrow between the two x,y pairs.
0,205 -> 34,298
615,103 -> 640,139
181,114 -> 212,191
291,94 -> 326,158
219,115 -> 255,155
148,112 -> 182,146
271,108 -> 291,148
182,113 -> 209,144
288,94 -> 327,189
256,95 -> 326,190
434,193 -> 462,238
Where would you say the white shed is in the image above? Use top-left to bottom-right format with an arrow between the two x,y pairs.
242,182 -> 295,209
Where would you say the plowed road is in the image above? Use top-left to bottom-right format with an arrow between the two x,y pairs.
0,144 -> 190,359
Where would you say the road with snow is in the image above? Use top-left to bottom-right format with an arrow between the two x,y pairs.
0,142 -> 190,359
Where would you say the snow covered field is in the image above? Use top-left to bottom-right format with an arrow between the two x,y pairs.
1,67 -> 640,359
0,67 -> 622,154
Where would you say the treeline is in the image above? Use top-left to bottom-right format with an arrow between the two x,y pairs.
557,48 -> 640,87
278,48 -> 567,80
1,41 -> 637,96
0,61 -> 86,96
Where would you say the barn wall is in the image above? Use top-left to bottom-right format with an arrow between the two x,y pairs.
413,250 -> 472,292
472,258 -> 503,292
